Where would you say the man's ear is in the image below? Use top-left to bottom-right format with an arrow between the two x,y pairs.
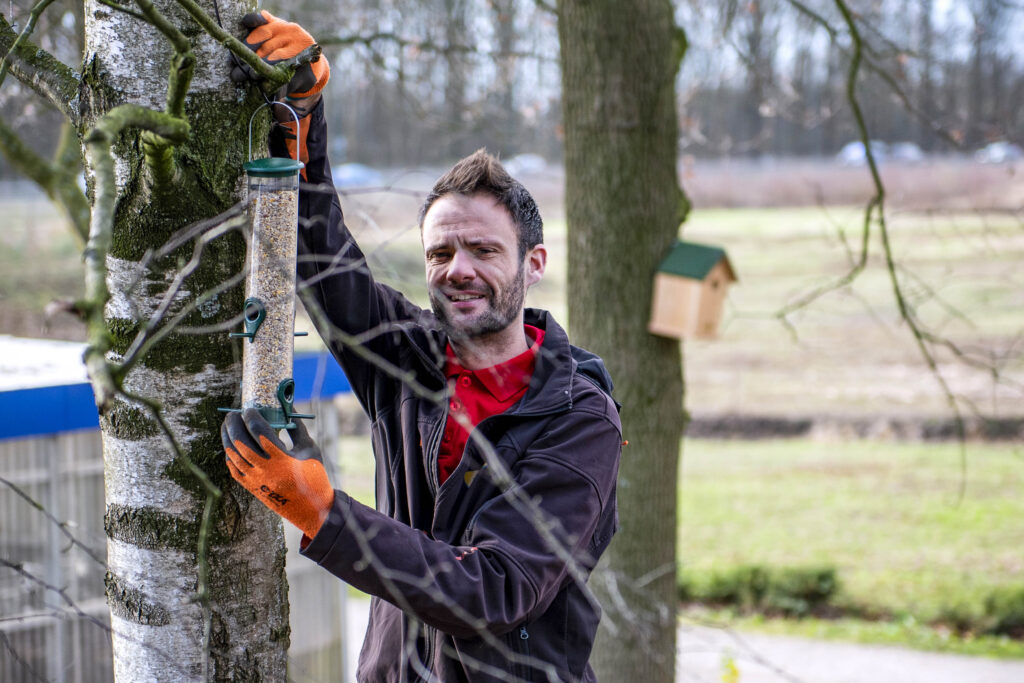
524,244 -> 547,288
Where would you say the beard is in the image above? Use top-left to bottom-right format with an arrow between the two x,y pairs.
430,262 -> 526,341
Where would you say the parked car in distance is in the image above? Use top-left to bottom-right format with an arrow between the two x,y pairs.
503,153 -> 548,176
836,140 -> 888,166
888,142 -> 925,163
332,163 -> 385,188
974,141 -> 1023,164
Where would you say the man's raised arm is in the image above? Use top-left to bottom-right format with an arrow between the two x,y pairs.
232,11 -> 433,413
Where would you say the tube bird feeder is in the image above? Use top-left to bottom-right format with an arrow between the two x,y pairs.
222,102 -> 312,429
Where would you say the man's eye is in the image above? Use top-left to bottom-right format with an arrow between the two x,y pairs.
428,252 -> 450,262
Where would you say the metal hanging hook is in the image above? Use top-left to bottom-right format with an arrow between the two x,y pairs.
247,101 -> 301,163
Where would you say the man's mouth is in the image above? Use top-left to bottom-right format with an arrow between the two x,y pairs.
448,293 -> 484,302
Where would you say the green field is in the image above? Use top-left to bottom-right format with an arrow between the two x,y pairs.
327,432 -> 1024,655
679,438 -> 1024,619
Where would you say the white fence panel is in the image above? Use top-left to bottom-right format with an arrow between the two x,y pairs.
1,402 -> 350,683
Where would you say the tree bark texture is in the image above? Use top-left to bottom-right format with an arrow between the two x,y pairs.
82,0 -> 289,679
557,1 -> 686,681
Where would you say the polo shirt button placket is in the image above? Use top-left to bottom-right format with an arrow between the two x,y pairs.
459,375 -> 471,388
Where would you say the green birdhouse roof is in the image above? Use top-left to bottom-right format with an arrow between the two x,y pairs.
657,240 -> 737,282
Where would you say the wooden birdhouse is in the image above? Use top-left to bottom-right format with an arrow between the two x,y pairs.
648,240 -> 737,340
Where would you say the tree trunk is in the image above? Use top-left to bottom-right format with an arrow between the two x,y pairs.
82,0 -> 289,679
444,0 -> 469,157
557,1 -> 686,681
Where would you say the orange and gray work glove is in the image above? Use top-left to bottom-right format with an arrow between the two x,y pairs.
230,10 -> 330,100
222,408 -> 334,539
230,11 -> 328,173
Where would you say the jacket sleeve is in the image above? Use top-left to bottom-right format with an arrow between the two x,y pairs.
271,100 -> 431,416
299,404 -> 622,639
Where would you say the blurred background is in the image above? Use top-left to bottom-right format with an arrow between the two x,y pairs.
2,0 -> 1023,681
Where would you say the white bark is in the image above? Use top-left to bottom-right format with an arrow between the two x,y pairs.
84,0 -> 244,111
84,0 -> 291,679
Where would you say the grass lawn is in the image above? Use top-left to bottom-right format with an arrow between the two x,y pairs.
329,432 -> 1024,655
679,437 -> 1024,655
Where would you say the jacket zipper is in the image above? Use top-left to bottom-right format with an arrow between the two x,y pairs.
425,401 -> 448,499
513,625 -> 532,682
420,622 -> 436,682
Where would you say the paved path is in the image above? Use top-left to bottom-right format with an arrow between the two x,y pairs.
677,625 -> 1024,683
344,599 -> 1024,683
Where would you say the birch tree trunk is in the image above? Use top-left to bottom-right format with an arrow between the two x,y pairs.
81,0 -> 290,679
557,1 -> 687,680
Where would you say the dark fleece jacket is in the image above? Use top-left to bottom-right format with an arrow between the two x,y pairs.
274,100 -> 621,682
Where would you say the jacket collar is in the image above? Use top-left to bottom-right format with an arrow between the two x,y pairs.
413,308 -> 577,416
512,308 -> 575,416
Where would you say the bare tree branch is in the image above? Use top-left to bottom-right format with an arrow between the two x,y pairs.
0,475 -> 107,567
82,104 -> 190,412
0,558 -> 191,676
171,0 -> 308,89
832,0 -> 969,501
116,208 -> 249,376
0,631 -> 47,683
320,31 -> 552,62
0,12 -> 80,123
0,0 -> 59,87
129,0 -> 195,188
0,118 -> 90,244
95,0 -> 148,22
783,0 -> 962,149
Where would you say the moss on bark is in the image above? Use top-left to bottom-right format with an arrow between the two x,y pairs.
105,502 -> 201,552
106,318 -> 242,372
100,399 -> 161,439
105,571 -> 172,626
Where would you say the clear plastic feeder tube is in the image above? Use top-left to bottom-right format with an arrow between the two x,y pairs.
238,103 -> 305,427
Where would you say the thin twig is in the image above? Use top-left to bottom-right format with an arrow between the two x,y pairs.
171,0 -> 300,88
0,475 -> 107,566
784,0 -> 962,148
320,31 -> 551,62
0,0 -> 58,89
833,0 -> 969,502
116,213 -> 248,376
95,0 -> 148,22
0,12 -> 79,122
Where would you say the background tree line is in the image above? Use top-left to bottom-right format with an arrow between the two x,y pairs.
5,0 -> 1022,177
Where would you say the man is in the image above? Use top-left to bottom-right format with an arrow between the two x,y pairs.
222,12 -> 622,682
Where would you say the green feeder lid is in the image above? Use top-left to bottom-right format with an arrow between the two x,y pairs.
244,157 -> 305,178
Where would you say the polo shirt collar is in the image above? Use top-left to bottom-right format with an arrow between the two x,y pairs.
445,325 -> 544,402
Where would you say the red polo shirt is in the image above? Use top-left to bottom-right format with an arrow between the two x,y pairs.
438,325 -> 545,485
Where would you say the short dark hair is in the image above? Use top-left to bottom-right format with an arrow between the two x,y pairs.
418,149 -> 543,259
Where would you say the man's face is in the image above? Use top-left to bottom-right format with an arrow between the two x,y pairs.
422,193 -> 544,341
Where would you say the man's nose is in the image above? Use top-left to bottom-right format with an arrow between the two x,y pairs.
445,250 -> 475,283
